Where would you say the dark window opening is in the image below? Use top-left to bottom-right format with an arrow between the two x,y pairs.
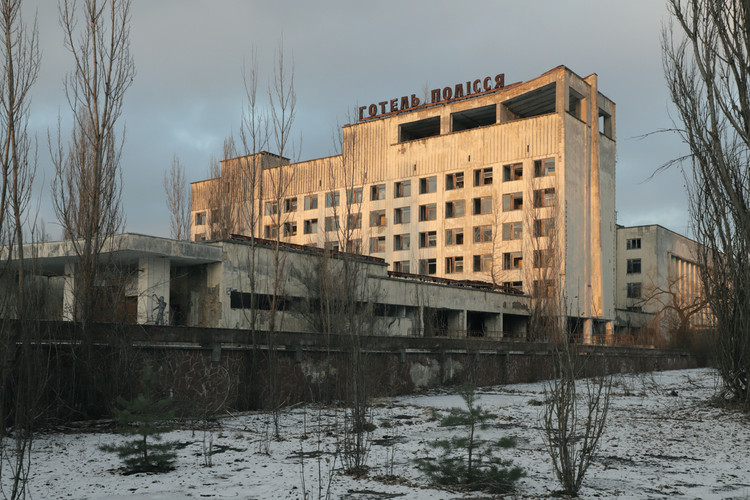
399,116 -> 440,142
451,104 -> 496,132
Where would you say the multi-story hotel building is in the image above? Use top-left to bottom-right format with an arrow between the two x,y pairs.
192,66 -> 617,336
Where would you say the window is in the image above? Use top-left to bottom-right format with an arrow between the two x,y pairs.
283,221 -> 297,237
445,256 -> 464,274
473,196 -> 492,215
534,158 -> 556,177
419,176 -> 437,194
325,241 -> 340,252
502,221 -> 523,241
230,292 -> 276,311
370,236 -> 385,253
395,180 -> 411,198
393,261 -> 410,273
534,218 -> 554,237
445,200 -> 465,218
473,254 -> 492,272
473,225 -> 492,243
284,197 -> 297,213
503,252 -> 523,270
419,258 -> 437,275
419,203 -> 437,221
445,228 -> 464,246
264,201 -> 278,215
304,195 -> 318,210
627,238 -> 642,250
419,231 -> 437,248
346,239 -> 361,253
346,187 -> 363,204
195,233 -> 207,242
303,219 -> 318,234
503,281 -> 523,292
394,206 -> 410,224
473,167 -> 493,186
533,280 -> 555,297
627,282 -> 642,299
370,209 -> 386,227
264,224 -> 278,239
626,258 -> 642,274
394,233 -> 410,251
445,171 -> 464,190
502,193 -> 523,211
533,249 -> 552,268
195,212 -> 207,226
348,213 -> 361,229
503,163 -> 523,182
325,191 -> 340,208
371,184 -> 386,201
533,188 -> 556,208
325,216 -> 339,232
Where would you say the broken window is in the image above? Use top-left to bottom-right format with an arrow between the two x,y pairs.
370,209 -> 386,227
371,184 -> 386,201
445,228 -> 464,246
394,206 -> 410,224
393,261 -> 410,273
264,224 -> 278,239
502,193 -> 523,211
304,194 -> 318,210
503,251 -> 523,270
370,236 -> 386,253
474,167 -> 493,186
325,216 -> 339,232
533,279 -> 555,297
394,233 -> 410,251
419,176 -> 437,194
473,224 -> 492,243
534,158 -> 555,177
346,187 -> 363,204
399,116 -> 440,142
284,197 -> 297,213
445,171 -> 464,190
445,200 -> 465,218
627,238 -> 641,250
473,196 -> 492,215
419,203 -> 437,221
195,212 -> 207,226
534,188 -> 556,208
303,219 -> 318,234
348,213 -> 361,229
346,239 -> 361,253
445,256 -> 464,274
473,254 -> 492,272
419,258 -> 437,275
534,218 -> 554,237
626,258 -> 641,274
502,221 -> 523,241
283,221 -> 297,237
503,163 -> 523,182
264,201 -> 278,215
533,249 -> 552,268
419,231 -> 437,248
395,180 -> 411,198
325,191 -> 340,208
627,282 -> 642,299
451,104 -> 496,132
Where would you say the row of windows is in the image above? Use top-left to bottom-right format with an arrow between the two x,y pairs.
261,159 -> 556,216
392,249 -> 552,276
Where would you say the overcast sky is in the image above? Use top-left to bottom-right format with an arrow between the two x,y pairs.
23,1 -> 690,240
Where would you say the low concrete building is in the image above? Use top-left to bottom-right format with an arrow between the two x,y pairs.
2,233 -> 531,340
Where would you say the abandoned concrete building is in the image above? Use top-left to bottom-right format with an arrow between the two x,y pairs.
1,233 -> 531,339
192,66 -> 617,340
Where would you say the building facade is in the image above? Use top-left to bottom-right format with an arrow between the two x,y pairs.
615,224 -> 712,337
192,66 -> 617,337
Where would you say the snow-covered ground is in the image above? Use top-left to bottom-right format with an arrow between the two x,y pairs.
6,367 -> 750,499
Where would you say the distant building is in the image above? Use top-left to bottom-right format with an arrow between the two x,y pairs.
614,224 -> 712,337
192,66 -> 617,339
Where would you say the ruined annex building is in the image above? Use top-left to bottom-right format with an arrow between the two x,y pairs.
192,66 -> 617,338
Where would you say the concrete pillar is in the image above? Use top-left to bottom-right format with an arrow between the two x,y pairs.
583,318 -> 593,345
137,256 -> 171,325
605,321 -> 614,346
62,262 -> 76,321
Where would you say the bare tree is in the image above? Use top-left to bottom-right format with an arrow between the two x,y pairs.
51,0 -> 134,325
662,0 -> 750,404
162,154 -> 190,240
